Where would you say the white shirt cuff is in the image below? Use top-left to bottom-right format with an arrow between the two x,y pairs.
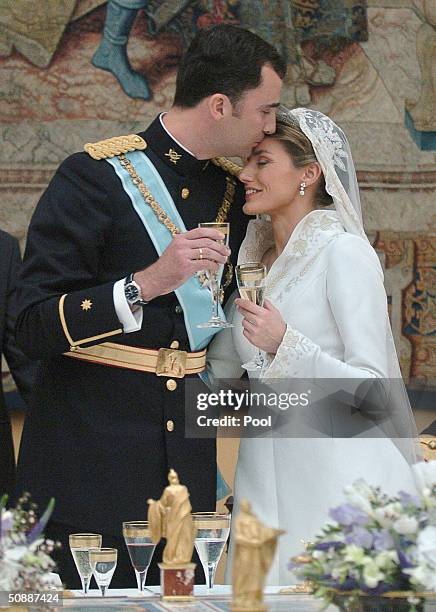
113,279 -> 143,333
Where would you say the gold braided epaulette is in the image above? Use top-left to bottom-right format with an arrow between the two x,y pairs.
84,134 -> 147,160
212,156 -> 242,177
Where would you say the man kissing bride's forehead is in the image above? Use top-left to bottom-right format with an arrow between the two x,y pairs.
168,24 -> 286,160
14,23 -> 288,589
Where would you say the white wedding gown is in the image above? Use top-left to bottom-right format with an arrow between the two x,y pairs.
208,210 -> 418,585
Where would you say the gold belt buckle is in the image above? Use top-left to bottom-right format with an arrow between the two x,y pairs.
156,348 -> 188,378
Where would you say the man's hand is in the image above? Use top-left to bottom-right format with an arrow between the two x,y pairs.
135,227 -> 230,301
235,298 -> 286,354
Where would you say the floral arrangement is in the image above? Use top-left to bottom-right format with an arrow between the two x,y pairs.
291,462 -> 436,610
0,493 -> 59,592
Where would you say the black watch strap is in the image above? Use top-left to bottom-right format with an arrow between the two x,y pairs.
124,273 -> 148,307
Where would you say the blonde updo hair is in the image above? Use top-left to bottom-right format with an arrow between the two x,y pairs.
271,118 -> 333,208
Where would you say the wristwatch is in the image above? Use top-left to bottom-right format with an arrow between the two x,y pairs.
124,273 -> 148,307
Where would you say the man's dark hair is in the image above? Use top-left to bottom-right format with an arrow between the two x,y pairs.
173,25 -> 286,108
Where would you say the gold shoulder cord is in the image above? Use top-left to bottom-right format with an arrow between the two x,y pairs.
212,156 -> 242,178
211,158 -> 241,294
84,134 -> 147,160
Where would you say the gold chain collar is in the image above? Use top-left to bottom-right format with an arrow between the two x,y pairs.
118,153 -> 235,233
118,153 -> 235,298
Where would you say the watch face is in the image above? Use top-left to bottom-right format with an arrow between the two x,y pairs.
125,283 -> 140,302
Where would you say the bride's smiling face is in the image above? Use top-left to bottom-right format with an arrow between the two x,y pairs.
239,137 -> 305,216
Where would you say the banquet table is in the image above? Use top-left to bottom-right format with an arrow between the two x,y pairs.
64,585 -> 336,610
62,585 -> 436,611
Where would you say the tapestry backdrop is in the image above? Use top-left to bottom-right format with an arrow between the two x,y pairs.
0,0 -> 435,389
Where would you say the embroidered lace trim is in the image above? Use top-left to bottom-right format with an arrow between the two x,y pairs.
262,325 -> 317,379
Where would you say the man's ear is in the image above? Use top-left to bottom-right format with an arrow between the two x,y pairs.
208,93 -> 232,120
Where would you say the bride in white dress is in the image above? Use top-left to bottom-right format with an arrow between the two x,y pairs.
208,107 -> 420,585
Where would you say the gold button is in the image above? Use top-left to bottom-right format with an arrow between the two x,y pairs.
166,420 -> 175,432
181,187 -> 190,199
166,379 -> 177,391
170,340 -> 179,349
175,305 -> 182,314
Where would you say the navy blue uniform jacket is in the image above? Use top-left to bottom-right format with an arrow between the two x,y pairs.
15,116 -> 247,534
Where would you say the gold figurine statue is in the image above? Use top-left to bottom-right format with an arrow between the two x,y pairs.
147,469 -> 196,566
232,500 -> 285,612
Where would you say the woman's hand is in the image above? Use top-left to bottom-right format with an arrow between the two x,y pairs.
235,298 -> 286,354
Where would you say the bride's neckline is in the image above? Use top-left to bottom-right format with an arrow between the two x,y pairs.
259,209 -> 339,272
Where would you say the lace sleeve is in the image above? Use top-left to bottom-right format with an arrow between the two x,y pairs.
261,325 -> 318,378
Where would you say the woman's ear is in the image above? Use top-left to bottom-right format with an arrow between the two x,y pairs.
302,162 -> 322,186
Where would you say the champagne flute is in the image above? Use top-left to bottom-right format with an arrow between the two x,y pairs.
192,512 -> 230,591
236,262 -> 267,370
69,533 -> 102,595
197,222 -> 233,329
89,548 -> 117,597
122,521 -> 156,595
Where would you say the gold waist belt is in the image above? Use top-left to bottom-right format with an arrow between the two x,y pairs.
64,342 -> 206,378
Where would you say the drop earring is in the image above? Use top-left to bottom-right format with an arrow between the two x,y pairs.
299,181 -> 306,196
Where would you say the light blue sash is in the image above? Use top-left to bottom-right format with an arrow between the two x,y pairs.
107,151 -> 226,351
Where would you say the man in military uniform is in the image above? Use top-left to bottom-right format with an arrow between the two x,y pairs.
15,25 -> 285,587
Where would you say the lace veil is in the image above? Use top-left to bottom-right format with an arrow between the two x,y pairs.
276,106 -> 421,464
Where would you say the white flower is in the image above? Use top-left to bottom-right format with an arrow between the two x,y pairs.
373,503 -> 402,528
374,550 -> 399,570
0,499 -> 57,592
416,526 -> 436,567
312,550 -> 325,560
344,480 -> 374,515
393,516 -> 418,535
1,509 -> 13,536
343,545 -> 367,565
406,564 -> 436,591
362,560 -> 385,589
412,461 -> 436,498
4,544 -> 28,563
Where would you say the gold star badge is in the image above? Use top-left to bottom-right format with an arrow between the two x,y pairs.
81,299 -> 93,311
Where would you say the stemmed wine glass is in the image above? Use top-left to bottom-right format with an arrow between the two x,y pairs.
69,533 -> 102,595
192,512 -> 231,591
89,548 -> 117,597
122,521 -> 156,595
197,222 -> 233,329
236,262 -> 267,370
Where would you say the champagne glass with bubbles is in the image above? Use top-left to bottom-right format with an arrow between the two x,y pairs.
192,512 -> 230,591
236,262 -> 267,370
197,222 -> 233,329
69,533 -> 102,595
123,521 -> 156,595
90,548 -> 117,597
